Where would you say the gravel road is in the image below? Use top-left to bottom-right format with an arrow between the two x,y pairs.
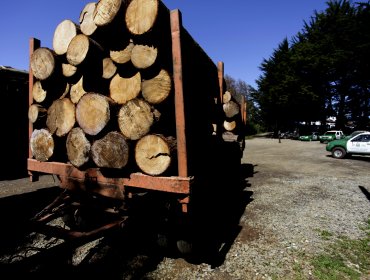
0,137 -> 369,279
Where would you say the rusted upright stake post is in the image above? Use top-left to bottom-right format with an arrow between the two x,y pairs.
217,61 -> 224,104
28,37 -> 40,182
170,10 -> 188,178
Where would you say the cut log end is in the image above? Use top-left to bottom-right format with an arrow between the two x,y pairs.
66,127 -> 91,168
30,48 -> 56,81
91,131 -> 129,169
130,44 -> 158,69
30,129 -> 54,162
53,19 -> 79,55
76,93 -> 111,136
109,72 -> 141,104
93,0 -> 122,26
125,0 -> 159,35
135,134 -> 171,176
102,57 -> 117,79
28,104 -> 47,123
32,80 -> 47,103
80,2 -> 98,36
118,98 -> 154,140
142,69 -> 171,104
46,98 -> 76,137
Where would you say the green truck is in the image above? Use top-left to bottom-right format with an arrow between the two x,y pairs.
319,130 -> 344,143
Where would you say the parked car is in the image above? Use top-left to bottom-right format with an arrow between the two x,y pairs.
299,132 -> 319,141
326,132 -> 370,159
319,130 -> 344,143
344,130 -> 369,139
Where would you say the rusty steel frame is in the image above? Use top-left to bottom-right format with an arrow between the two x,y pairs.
27,10 -> 197,213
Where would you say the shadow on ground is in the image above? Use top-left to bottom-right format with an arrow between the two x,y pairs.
0,145 -> 254,278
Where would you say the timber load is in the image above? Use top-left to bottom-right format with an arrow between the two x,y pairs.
28,0 -> 246,207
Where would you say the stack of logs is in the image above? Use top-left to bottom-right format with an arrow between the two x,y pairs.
29,0 -> 244,177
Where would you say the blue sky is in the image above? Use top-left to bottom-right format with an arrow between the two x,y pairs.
0,1 -> 329,88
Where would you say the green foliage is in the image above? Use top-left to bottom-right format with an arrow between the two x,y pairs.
254,0 -> 370,131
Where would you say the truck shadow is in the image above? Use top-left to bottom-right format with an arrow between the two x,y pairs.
0,155 -> 254,278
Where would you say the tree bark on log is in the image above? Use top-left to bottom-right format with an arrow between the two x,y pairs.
66,34 -> 104,66
66,127 -> 91,167
125,0 -> 159,35
30,129 -> 54,162
76,93 -> 111,136
135,134 -> 174,176
130,44 -> 158,69
109,72 -> 141,104
91,131 -> 129,169
141,69 -> 171,104
30,47 -> 58,81
53,19 -> 80,55
28,104 -> 47,123
118,98 -> 154,140
46,98 -> 76,137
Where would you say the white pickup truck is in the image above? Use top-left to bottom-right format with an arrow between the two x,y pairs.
325,132 -> 370,158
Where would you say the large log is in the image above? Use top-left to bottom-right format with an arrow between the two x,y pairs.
141,69 -> 171,104
135,134 -> 174,176
46,98 -> 76,137
125,0 -> 159,35
30,129 -> 54,162
93,0 -> 123,27
130,44 -> 158,69
110,39 -> 134,64
91,131 -> 129,169
109,72 -> 141,104
53,19 -> 80,55
30,47 -> 59,81
118,98 -> 154,140
66,34 -> 104,66
66,127 -> 91,168
76,93 -> 111,136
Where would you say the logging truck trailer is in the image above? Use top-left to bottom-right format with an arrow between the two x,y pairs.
26,3 -> 246,249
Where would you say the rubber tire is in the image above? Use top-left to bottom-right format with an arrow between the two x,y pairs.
332,147 -> 346,159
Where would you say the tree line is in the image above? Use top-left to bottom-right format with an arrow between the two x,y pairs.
227,0 -> 370,135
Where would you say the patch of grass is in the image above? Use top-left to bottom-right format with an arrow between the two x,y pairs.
319,230 -> 333,240
311,219 -> 370,280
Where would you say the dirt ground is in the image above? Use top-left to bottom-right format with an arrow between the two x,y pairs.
0,137 -> 369,279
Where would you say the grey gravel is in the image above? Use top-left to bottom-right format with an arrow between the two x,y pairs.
0,138 -> 369,279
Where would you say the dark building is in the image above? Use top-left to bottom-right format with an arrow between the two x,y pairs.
0,66 -> 29,179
